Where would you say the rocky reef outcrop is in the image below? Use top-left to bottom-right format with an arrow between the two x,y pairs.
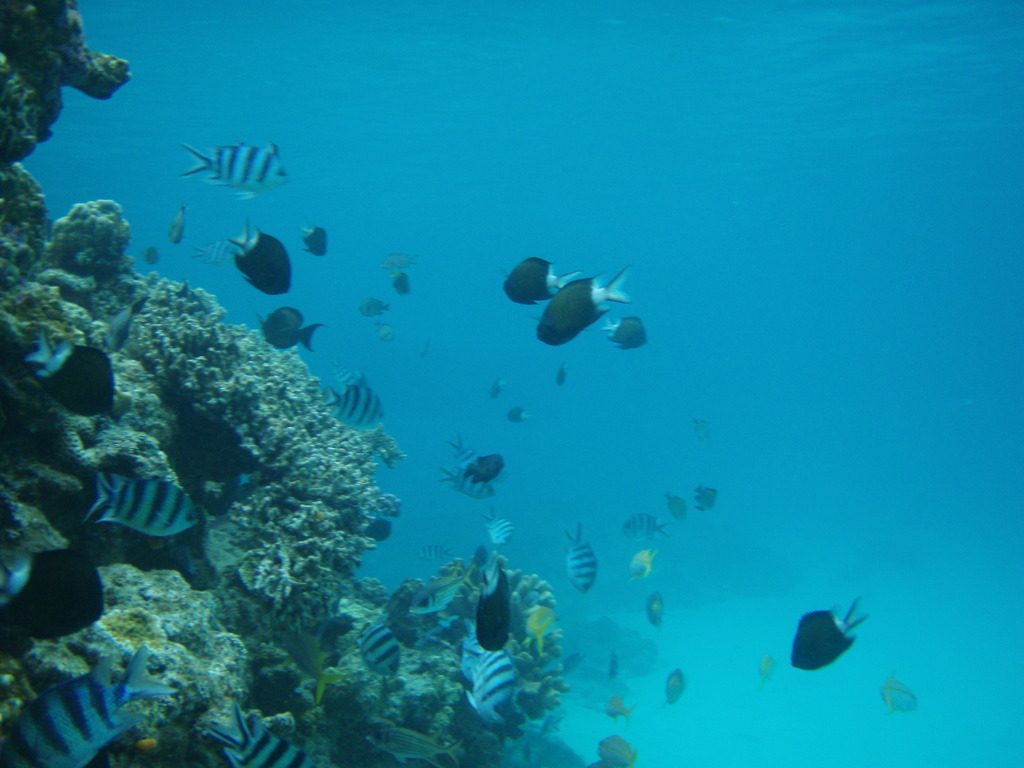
0,0 -> 130,164
0,5 -> 568,768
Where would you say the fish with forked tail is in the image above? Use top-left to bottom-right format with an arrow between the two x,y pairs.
537,266 -> 631,345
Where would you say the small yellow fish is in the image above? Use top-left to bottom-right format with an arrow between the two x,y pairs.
605,695 -> 634,724
880,672 -> 917,714
758,654 -> 775,690
628,549 -> 657,581
526,605 -> 557,656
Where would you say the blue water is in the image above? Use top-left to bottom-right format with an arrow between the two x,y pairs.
25,1 -> 1024,765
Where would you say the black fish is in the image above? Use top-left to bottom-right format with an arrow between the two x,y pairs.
506,407 -> 527,423
24,333 -> 114,415
465,454 -> 504,484
476,552 -> 511,651
0,549 -> 103,639
364,516 -> 392,541
391,271 -> 410,295
537,266 -> 630,346
555,361 -> 568,386
232,221 -> 291,294
791,599 -> 867,670
300,225 -> 327,255
259,307 -> 323,350
503,257 -> 579,305
604,316 -> 647,350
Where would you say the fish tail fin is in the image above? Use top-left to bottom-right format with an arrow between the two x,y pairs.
658,521 -> 671,537
605,265 -> 631,304
230,218 -> 251,250
180,144 -> 212,175
314,671 -> 344,705
120,646 -> 175,703
85,473 -> 117,522
297,324 -> 325,351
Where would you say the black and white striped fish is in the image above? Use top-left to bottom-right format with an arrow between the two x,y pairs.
85,473 -> 198,536
0,646 -> 173,768
360,619 -> 400,675
447,435 -> 476,469
206,701 -> 313,768
621,512 -> 670,541
481,509 -> 513,545
181,142 -> 288,199
326,382 -> 383,431
440,468 -> 494,499
192,239 -> 239,265
460,633 -> 485,681
417,544 -> 454,562
565,524 -> 598,593
466,649 -> 517,724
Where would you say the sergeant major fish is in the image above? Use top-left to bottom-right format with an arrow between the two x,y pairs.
360,618 -> 401,675
207,701 -> 313,768
622,513 -> 670,541
85,473 -> 198,537
565,524 -> 597,593
181,142 -> 288,198
0,646 -> 174,768
482,509 -> 513,545
466,649 -> 516,724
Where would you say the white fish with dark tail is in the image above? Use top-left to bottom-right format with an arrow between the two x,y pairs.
168,204 -> 187,244
565,524 -> 598,593
207,701 -> 313,768
181,142 -> 288,198
481,509 -> 513,545
622,512 -> 670,541
466,649 -> 517,724
0,646 -> 174,768
360,618 -> 400,675
85,473 -> 198,536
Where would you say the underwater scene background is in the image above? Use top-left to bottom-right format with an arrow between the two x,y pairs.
2,0 -> 1022,766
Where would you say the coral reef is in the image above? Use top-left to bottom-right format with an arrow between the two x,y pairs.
0,0 -> 130,163
0,6 -> 568,768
